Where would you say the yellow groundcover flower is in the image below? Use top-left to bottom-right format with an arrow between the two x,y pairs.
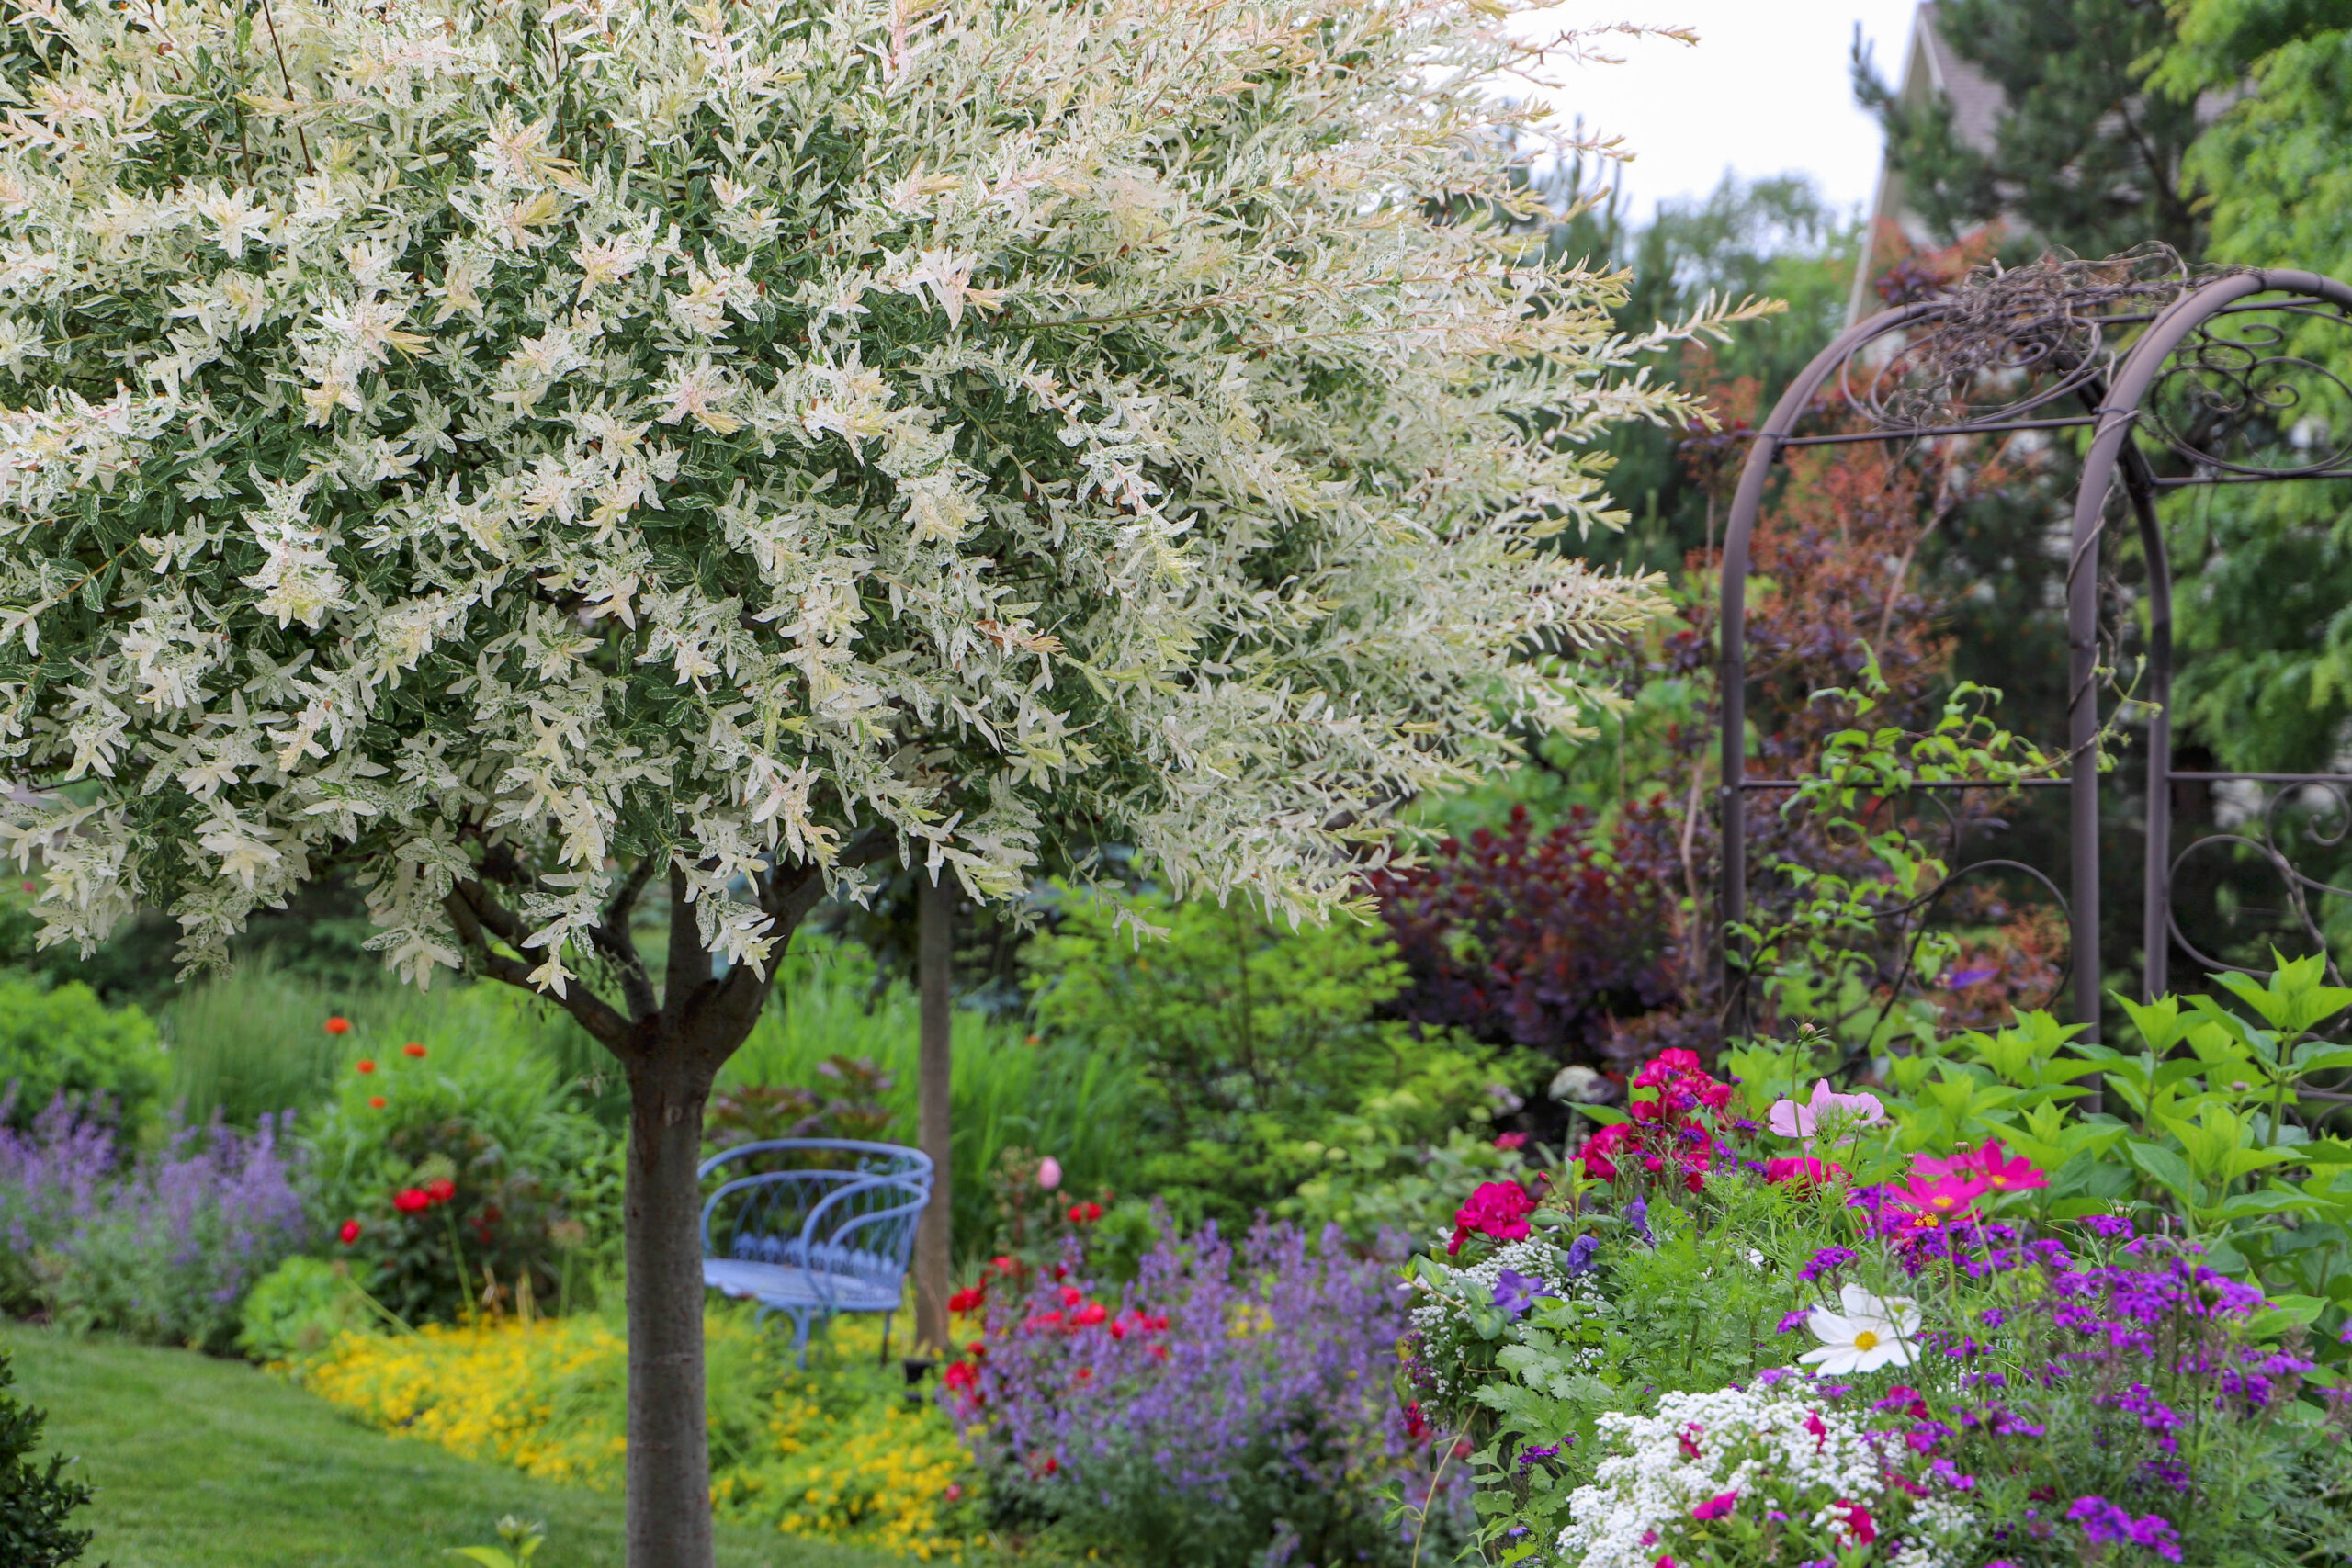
303,1312 -> 975,1560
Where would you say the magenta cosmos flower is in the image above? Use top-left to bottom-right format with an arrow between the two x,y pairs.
1766,1080 -> 1887,1145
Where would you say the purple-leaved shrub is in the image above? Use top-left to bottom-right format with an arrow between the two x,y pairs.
0,1093 -> 308,1352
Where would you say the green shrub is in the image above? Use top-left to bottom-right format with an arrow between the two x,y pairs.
302,1026 -> 618,1325
164,964 -> 618,1130
0,1347 -> 96,1568
1023,888 -> 1507,1231
721,933 -> 1142,1267
237,1255 -> 380,1366
0,975 -> 163,1134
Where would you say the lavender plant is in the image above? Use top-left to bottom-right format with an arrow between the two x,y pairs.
944,1219 -> 1468,1568
0,1093 -> 309,1352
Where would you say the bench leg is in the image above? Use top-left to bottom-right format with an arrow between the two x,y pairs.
878,1311 -> 892,1368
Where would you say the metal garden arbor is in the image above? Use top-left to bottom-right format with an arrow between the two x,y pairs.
1717,255 -> 2352,1040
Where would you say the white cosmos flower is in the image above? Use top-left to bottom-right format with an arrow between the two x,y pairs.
1798,1284 -> 1921,1374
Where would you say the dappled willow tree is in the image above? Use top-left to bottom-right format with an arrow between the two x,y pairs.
0,2 -> 1755,1562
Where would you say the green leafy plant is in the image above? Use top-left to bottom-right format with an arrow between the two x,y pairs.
447,1515 -> 545,1568
0,976 -> 163,1136
1025,887 -> 1507,1230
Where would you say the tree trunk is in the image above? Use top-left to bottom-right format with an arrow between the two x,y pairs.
912,874 -> 954,1353
625,1048 -> 718,1568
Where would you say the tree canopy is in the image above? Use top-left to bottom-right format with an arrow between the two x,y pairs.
0,0 -> 1754,1018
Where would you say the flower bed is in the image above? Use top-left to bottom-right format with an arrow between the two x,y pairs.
1408,1009 -> 2352,1566
303,1310 -> 973,1560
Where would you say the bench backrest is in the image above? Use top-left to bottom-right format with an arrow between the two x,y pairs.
698,1140 -> 934,1299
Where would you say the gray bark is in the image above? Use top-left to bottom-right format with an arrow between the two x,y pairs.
444,838 -> 893,1568
912,873 -> 955,1353
624,1050 -> 718,1568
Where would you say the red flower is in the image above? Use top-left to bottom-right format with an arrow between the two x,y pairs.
324,1016 -> 352,1035
401,1042 -> 426,1058
1402,1401 -> 1431,1440
1764,1157 -> 1846,1189
1827,1500 -> 1877,1546
989,1255 -> 1016,1275
1493,1132 -> 1530,1151
1447,1179 -> 1536,1256
1074,1366 -> 1092,1382
338,1219 -> 361,1246
392,1187 -> 429,1213
424,1177 -> 457,1204
1041,1456 -> 1057,1475
948,1287 -> 986,1314
368,1096 -> 386,1110
355,1058 -> 376,1074
1059,1285 -> 1084,1308
943,1360 -> 978,1392
1109,1320 -> 1126,1340
1071,1303 -> 1107,1328
1146,1344 -> 1169,1361
1066,1201 -> 1103,1224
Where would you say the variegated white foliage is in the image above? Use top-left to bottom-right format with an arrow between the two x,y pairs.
0,0 -> 1763,997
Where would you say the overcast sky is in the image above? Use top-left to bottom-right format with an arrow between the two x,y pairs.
1518,3 -> 1928,221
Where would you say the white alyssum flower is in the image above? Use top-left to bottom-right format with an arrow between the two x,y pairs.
1557,1378 -> 1974,1568
1800,1284 -> 1924,1374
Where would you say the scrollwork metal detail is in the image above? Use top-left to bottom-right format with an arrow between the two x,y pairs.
2144,311 -> 2352,476
2166,780 -> 2352,986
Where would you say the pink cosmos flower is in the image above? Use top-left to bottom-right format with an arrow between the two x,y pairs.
1973,1141 -> 2047,1193
1766,1079 -> 1888,1145
1036,1156 -> 1063,1190
1894,1170 -> 1991,1224
1690,1492 -> 1739,1522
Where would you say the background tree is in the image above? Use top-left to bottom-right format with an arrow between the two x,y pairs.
1852,0 -> 2205,260
0,3 -> 1754,1563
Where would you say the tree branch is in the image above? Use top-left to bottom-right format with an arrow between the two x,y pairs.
590,855 -> 661,1021
662,863 -> 712,1034
446,880 -> 636,1052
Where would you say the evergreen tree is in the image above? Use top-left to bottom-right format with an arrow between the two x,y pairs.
0,1349 -> 96,1568
1852,0 -> 2205,259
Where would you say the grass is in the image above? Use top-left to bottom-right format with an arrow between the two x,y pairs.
2,1325 -> 893,1568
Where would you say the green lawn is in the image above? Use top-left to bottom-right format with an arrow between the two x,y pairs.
2,1326 -> 892,1568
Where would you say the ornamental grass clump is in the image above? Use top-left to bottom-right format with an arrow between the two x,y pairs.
0,1092 -> 308,1351
943,1219 -> 1467,1568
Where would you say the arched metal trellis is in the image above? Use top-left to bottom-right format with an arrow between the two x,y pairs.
1718,254 -> 2352,1042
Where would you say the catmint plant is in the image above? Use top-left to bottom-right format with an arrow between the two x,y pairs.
0,1094 -> 309,1352
944,1219 -> 1468,1567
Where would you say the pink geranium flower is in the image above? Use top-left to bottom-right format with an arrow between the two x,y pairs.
1448,1180 -> 1535,1256
1763,1156 -> 1847,1189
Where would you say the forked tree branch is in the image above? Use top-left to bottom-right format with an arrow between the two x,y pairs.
445,878 -> 636,1052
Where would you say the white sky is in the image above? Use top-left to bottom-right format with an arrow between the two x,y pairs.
1520,3 -> 1928,221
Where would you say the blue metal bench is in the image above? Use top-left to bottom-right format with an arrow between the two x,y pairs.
697,1138 -> 934,1366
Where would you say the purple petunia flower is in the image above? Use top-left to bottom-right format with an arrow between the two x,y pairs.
1492,1269 -> 1555,1317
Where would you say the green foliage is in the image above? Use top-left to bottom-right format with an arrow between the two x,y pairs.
1024,888 -> 1503,1231
302,1029 -> 617,1325
722,933 -> 1142,1269
0,1347 -> 94,1568
0,975 -> 163,1134
164,965 -> 616,1132
236,1255 -> 379,1367
447,1516 -> 546,1568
